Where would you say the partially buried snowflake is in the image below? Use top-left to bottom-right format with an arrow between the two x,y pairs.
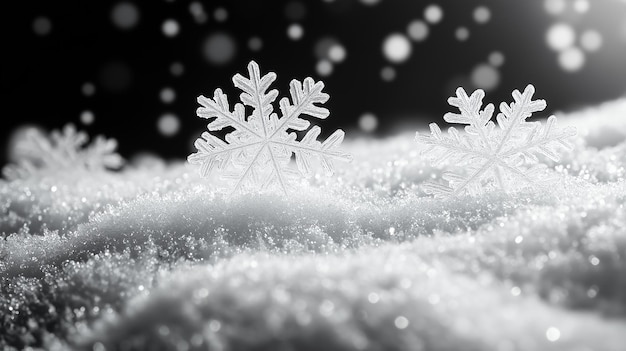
188,61 -> 352,193
2,124 -> 123,180
416,84 -> 576,197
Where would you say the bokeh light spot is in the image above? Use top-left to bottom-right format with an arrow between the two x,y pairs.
580,29 -> 603,52
80,110 -> 95,125
424,4 -> 443,24
573,0 -> 590,13
381,66 -> 396,81
314,37 -> 339,60
162,19 -> 180,37
160,87 -> 176,104
214,7 -> 228,22
544,0 -> 566,15
248,36 -> 263,51
361,0 -> 381,5
157,114 -> 181,137
316,60 -> 333,76
471,64 -> 500,91
287,24 -> 304,40
546,327 -> 561,342
170,62 -> 184,76
111,2 -> 140,30
394,316 -> 409,329
546,23 -> 575,51
558,46 -> 585,72
189,2 -> 208,23
488,51 -> 505,67
202,32 -> 237,66
382,33 -> 412,63
358,113 -> 378,133
328,44 -> 347,63
81,82 -> 96,96
407,20 -> 429,42
32,16 -> 52,36
473,6 -> 491,24
455,27 -> 470,41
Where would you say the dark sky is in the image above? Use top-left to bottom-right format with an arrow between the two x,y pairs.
2,0 -> 626,164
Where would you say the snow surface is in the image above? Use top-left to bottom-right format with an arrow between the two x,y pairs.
1,99 -> 626,350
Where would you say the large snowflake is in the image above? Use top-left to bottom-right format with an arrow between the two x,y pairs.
188,61 -> 352,193
416,84 -> 576,197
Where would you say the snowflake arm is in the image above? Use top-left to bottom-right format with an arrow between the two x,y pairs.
416,84 -> 576,197
188,61 -> 351,194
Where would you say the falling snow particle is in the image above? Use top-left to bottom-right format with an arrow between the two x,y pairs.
202,32 -> 237,65
407,20 -> 429,42
32,16 -> 52,36
111,2 -> 140,30
157,114 -> 181,137
287,24 -> 304,40
214,7 -> 228,22
162,19 -> 180,37
328,44 -> 347,63
546,327 -> 561,342
316,60 -> 333,76
381,66 -> 396,81
394,316 -> 409,329
358,113 -> 378,133
573,0 -> 590,13
488,51 -> 505,67
383,33 -> 412,63
424,4 -> 443,24
170,62 -> 184,76
473,6 -> 491,24
471,64 -> 500,91
546,23 -> 575,51
159,87 -> 176,104
455,27 -> 470,41
544,0 -> 566,15
580,30 -> 603,52
248,37 -> 263,51
80,111 -> 95,125
558,47 -> 585,72
81,82 -> 96,96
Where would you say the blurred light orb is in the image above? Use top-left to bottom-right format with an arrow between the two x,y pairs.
358,113 -> 378,133
314,37 -> 339,60
381,66 -> 396,81
383,33 -> 412,63
285,1 -> 307,20
162,19 -> 180,37
573,0 -> 590,13
248,36 -> 263,51
316,60 -> 333,76
80,110 -> 95,125
189,2 -> 208,23
546,327 -> 561,342
558,47 -> 585,72
407,20 -> 429,42
111,2 -> 140,30
328,44 -> 347,63
160,87 -> 176,104
33,16 -> 52,36
99,61 -> 133,93
287,24 -> 304,40
170,62 -> 184,76
473,6 -> 491,24
157,114 -> 181,137
471,64 -> 500,90
455,27 -> 470,41
488,51 -> 505,67
424,4 -> 443,24
546,23 -> 575,51
360,0 -> 381,5
544,0 -> 566,15
214,7 -> 228,22
202,32 -> 237,65
81,82 -> 96,96
580,29 -> 603,52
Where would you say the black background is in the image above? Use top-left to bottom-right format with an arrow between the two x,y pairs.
2,0 -> 626,165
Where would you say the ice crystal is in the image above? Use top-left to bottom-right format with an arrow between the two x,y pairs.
188,61 -> 352,193
416,85 -> 576,197
2,124 -> 123,180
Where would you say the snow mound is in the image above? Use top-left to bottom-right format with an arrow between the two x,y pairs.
1,99 -> 626,350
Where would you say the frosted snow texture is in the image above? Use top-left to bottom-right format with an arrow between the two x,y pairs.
2,124 -> 123,180
188,61 -> 352,193
416,85 -> 576,197
2,99 -> 626,350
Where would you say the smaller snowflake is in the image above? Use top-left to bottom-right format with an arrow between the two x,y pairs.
416,84 -> 576,197
188,61 -> 352,193
2,124 -> 123,180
